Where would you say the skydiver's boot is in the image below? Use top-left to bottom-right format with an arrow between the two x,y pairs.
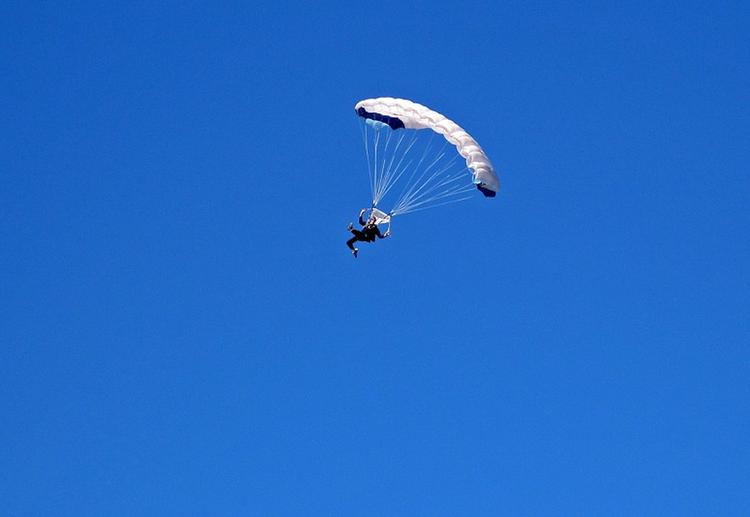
352,248 -> 358,258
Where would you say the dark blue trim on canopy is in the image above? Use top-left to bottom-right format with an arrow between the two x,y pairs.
357,107 -> 405,130
477,184 -> 497,197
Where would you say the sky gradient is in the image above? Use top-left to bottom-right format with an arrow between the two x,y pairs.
2,2 -> 749,515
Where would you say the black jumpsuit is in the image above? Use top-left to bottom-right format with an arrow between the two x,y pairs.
347,214 -> 385,250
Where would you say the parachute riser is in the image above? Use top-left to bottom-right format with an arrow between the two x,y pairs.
365,206 -> 392,234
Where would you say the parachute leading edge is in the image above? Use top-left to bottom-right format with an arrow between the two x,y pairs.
476,183 -> 497,197
357,107 -> 405,130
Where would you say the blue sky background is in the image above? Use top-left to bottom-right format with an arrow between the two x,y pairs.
2,2 -> 749,515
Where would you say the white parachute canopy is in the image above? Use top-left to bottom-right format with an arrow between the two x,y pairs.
354,97 -> 499,219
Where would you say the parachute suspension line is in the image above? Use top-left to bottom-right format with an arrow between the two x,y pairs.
399,144 -> 451,204
374,127 -> 394,206
391,192 -> 476,217
357,116 -> 481,220
361,119 -> 388,208
392,162 -> 476,216
374,130 -> 405,206
359,120 -> 375,202
392,179 -> 475,216
372,126 -> 382,207
391,137 -> 452,213
395,152 -> 461,210
389,131 -> 439,211
390,137 -> 477,217
374,130 -> 419,207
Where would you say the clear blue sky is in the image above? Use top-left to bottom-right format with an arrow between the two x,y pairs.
2,2 -> 748,515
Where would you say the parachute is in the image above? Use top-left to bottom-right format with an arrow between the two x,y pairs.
354,97 -> 499,224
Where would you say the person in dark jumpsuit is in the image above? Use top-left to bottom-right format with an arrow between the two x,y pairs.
346,208 -> 389,257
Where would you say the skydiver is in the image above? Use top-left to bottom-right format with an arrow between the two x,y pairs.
346,208 -> 389,257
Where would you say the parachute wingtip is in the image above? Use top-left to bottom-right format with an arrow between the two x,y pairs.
477,184 -> 497,197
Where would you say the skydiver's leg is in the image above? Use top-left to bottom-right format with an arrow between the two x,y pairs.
346,236 -> 360,257
347,229 -> 365,257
